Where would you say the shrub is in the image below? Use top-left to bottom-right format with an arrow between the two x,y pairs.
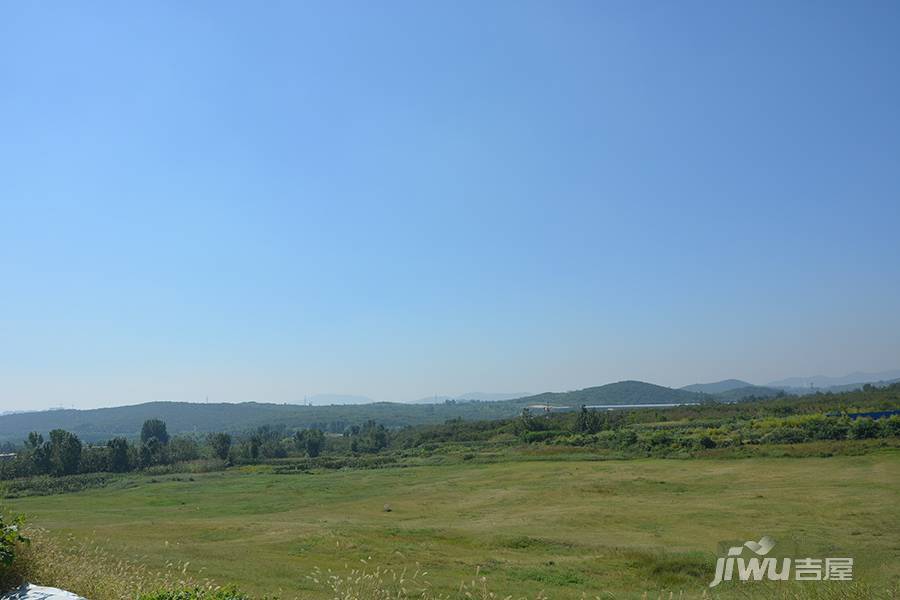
850,417 -> 880,440
794,415 -> 851,440
881,415 -> 900,437
139,586 -> 251,600
611,429 -> 635,447
698,435 -> 716,449
647,431 -> 673,448
522,431 -> 556,443
763,426 -> 808,444
0,514 -> 27,593
1,473 -> 113,498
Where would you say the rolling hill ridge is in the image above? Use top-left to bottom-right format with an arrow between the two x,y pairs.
0,381 -> 713,443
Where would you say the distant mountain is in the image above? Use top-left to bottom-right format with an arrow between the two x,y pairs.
680,380 -> 784,401
519,381 -> 707,407
411,392 -> 531,404
711,385 -> 785,402
827,377 -> 900,393
304,394 -> 375,406
766,370 -> 900,390
681,371 -> 900,399
458,392 -> 532,402
0,381 -> 712,444
681,379 -> 753,394
796,377 -> 900,394
410,396 -> 455,404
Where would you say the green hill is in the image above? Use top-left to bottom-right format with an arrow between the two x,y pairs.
0,381 -> 713,445
520,380 -> 707,407
0,400 -> 530,444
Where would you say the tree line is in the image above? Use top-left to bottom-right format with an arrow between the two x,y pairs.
0,417 -> 395,480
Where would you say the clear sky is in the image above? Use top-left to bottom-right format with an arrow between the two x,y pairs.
2,1 -> 899,411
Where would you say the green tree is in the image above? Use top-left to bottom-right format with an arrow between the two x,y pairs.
169,436 -> 200,462
259,439 -> 287,458
519,408 -> 537,433
575,406 -> 590,433
247,436 -> 261,459
139,437 -> 168,467
208,432 -> 232,460
371,427 -> 388,451
305,429 -> 325,458
292,430 -> 306,452
25,432 -> 43,450
107,437 -> 131,472
30,442 -> 53,475
574,406 -> 603,434
346,421 -> 389,454
360,420 -> 388,452
141,419 -> 170,445
78,446 -> 109,473
48,429 -> 82,475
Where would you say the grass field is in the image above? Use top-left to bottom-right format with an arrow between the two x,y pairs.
6,453 -> 900,599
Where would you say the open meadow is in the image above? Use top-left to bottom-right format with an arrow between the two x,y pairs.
6,452 -> 899,599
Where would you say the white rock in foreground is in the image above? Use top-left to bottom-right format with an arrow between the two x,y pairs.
2,584 -> 85,600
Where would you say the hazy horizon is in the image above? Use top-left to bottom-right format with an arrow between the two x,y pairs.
3,2 -> 900,412
5,368 -> 900,413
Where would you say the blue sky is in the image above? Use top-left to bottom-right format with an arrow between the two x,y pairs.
2,1 -> 899,410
